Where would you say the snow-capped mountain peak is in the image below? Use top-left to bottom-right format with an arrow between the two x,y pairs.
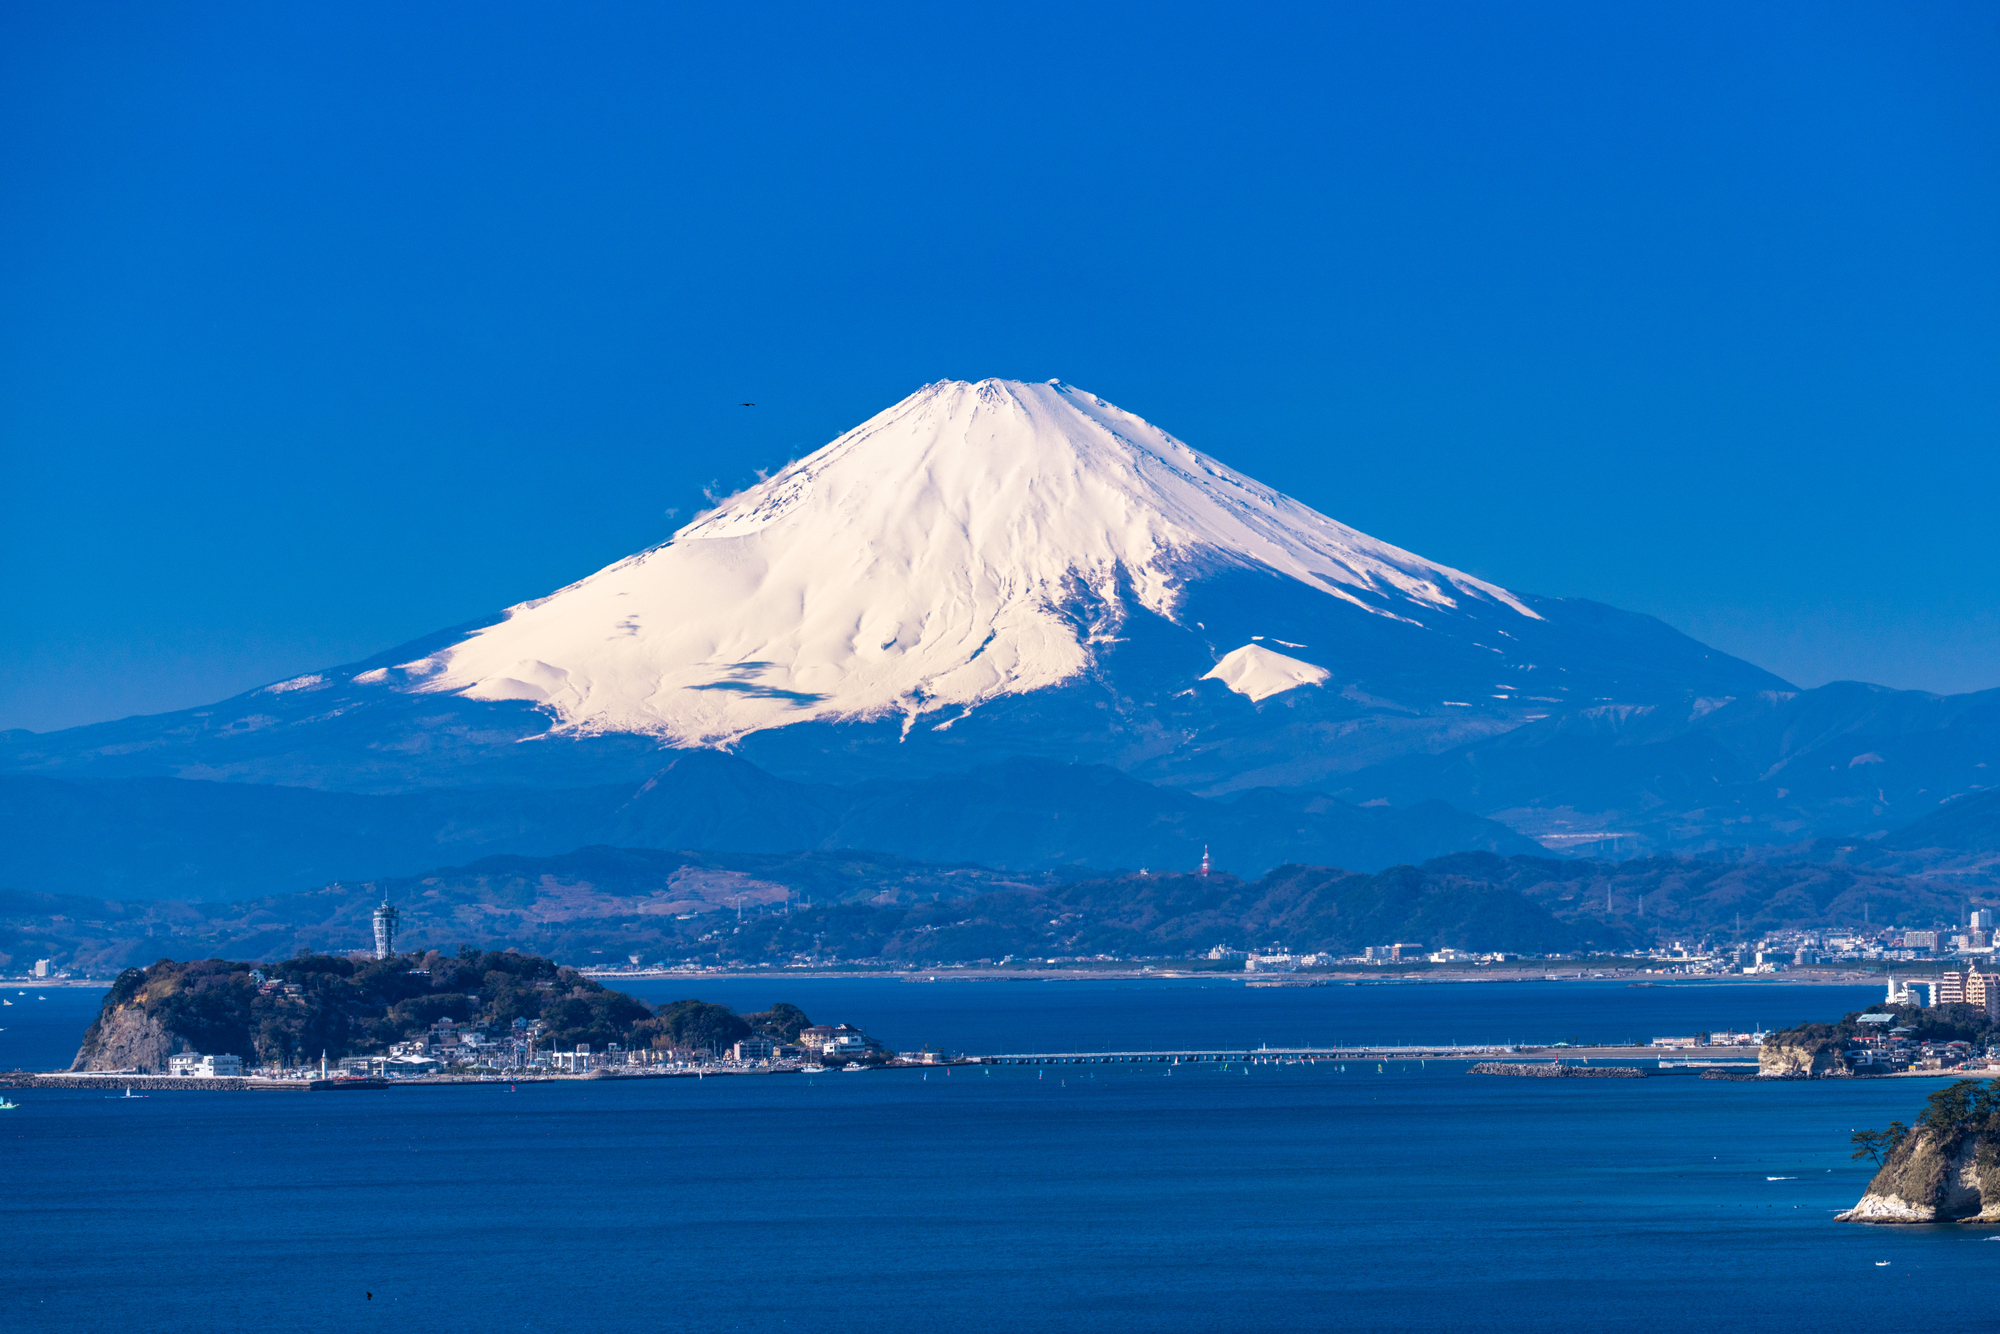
418,378 -> 1538,744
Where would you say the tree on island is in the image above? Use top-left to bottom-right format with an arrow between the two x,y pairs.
638,1000 -> 753,1056
1849,1122 -> 1908,1166
1850,1079 -> 2000,1166
744,1002 -> 811,1043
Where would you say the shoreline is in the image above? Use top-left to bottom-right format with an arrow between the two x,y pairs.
8,966 -> 1901,990
598,965 -> 1892,987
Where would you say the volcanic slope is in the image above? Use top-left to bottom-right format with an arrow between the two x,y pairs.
0,379 -> 1788,798
424,378 -> 1542,745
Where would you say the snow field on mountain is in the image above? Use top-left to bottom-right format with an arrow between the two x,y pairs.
419,379 -> 1540,745
1202,644 -> 1333,702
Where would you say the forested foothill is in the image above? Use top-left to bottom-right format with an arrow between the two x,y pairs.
11,842 -> 1996,975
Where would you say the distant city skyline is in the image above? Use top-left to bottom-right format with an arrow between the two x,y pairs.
3,4 -> 1995,733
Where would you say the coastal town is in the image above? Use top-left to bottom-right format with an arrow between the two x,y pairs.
330,1017 -> 913,1079
26,1009 -> 937,1088
15,908 -> 2000,990
16,898 -> 2000,1090
553,909 -> 2000,981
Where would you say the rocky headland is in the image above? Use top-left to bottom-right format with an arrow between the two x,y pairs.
1840,1080 -> 2000,1223
1759,1000 -> 2000,1078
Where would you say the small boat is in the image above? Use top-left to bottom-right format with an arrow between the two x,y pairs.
842,1062 -> 870,1072
0,1098 -> 18,1110
801,1064 -> 826,1073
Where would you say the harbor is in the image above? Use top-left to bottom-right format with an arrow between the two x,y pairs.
3,1042 -> 1764,1090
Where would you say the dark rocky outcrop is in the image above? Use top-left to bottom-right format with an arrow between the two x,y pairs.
1470,1062 -> 1644,1078
1841,1080 -> 2000,1223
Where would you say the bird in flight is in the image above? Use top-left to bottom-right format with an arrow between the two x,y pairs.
739,402 -> 756,407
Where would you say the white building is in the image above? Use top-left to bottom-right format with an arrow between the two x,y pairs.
1887,978 -> 1938,1007
33,959 -> 52,978
385,1054 -> 439,1075
167,1053 -> 243,1077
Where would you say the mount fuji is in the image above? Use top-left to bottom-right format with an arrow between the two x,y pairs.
17,378 -> 1993,891
422,378 -> 1544,749
2,378 -> 1784,797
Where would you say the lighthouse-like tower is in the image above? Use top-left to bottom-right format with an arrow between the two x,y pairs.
1199,846 -> 1212,877
372,893 -> 399,960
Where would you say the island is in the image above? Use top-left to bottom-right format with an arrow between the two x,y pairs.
1841,1080 -> 2000,1223
64,948 -> 811,1077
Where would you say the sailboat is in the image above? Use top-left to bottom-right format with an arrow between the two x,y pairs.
0,1097 -> 19,1110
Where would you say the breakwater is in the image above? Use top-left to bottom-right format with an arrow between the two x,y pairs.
1470,1062 -> 1646,1078
1,1066 -> 812,1091
3,1073 -> 384,1092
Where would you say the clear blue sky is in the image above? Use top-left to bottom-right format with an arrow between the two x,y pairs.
3,3 -> 1996,734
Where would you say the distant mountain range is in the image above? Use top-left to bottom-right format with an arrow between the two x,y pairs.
6,845 -> 1988,974
1883,786 -> 2000,855
1332,680 -> 2000,855
2,377 -> 1995,906
0,846 -> 1051,975
0,753 -> 1536,902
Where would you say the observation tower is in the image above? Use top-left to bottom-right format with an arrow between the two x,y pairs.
372,894 -> 399,960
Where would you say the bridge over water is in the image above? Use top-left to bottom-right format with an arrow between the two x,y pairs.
975,1046 -> 1509,1066
964,1044 -> 1749,1066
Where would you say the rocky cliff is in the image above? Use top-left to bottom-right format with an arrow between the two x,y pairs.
1757,1039 -> 1846,1078
71,1003 -> 180,1072
1839,1129 -> 2000,1222
1840,1080 -> 2000,1223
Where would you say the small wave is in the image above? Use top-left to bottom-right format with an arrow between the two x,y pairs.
1767,1176 -> 1797,1181
1875,1261 -> 1890,1267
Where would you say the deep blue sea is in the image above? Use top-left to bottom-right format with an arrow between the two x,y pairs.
9,978 -> 1995,1333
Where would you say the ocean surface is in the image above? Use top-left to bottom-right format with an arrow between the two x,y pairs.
9,978 -> 1995,1333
